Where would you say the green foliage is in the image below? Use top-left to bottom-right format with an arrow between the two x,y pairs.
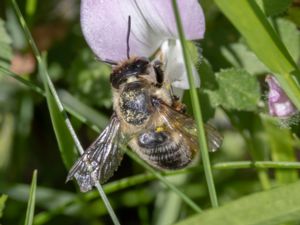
175,181 -> 300,225
67,49 -> 113,109
46,89 -> 77,168
0,195 -> 8,218
262,116 -> 298,185
287,6 -> 300,27
275,18 -> 300,63
1,0 -> 300,225
214,0 -> 300,111
220,17 -> 300,76
221,42 -> 269,75
260,0 -> 293,16
24,170 -> 37,225
0,18 -> 12,72
207,68 -> 260,111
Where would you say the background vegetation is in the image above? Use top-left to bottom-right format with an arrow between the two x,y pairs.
1,0 -> 300,224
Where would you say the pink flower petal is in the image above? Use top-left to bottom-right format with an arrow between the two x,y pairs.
80,0 -> 205,61
266,75 -> 297,117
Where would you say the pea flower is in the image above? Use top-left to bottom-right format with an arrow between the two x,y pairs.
266,75 -> 297,118
80,0 -> 205,89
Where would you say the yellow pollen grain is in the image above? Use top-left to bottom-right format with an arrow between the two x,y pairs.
155,126 -> 165,132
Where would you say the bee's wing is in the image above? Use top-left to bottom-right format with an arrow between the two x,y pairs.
66,114 -> 123,192
155,102 -> 223,152
204,123 -> 223,152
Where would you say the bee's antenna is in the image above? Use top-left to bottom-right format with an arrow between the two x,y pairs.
126,15 -> 131,59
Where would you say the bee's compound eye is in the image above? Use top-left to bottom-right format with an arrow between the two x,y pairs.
138,130 -> 168,149
135,57 -> 150,68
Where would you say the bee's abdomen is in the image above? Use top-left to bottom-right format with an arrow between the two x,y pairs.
137,130 -> 192,169
119,82 -> 151,125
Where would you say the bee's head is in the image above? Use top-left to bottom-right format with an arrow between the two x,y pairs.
110,57 -> 150,89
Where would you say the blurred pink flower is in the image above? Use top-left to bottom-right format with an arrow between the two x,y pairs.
80,0 -> 205,89
266,75 -> 297,118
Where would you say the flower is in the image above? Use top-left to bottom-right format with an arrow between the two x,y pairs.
266,75 -> 297,118
80,0 -> 205,89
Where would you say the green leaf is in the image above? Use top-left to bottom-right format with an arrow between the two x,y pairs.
210,68 -> 260,111
214,0 -> 300,112
0,18 -> 12,72
0,194 -> 8,218
260,0 -> 293,16
174,181 -> 300,225
24,170 -> 37,225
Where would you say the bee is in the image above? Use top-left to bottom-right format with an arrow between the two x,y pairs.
66,18 -> 223,192
66,56 -> 223,192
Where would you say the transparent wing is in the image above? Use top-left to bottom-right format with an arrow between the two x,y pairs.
154,100 -> 223,153
66,114 -> 123,192
204,123 -> 223,152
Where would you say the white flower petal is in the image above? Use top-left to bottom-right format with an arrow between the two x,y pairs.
160,40 -> 200,89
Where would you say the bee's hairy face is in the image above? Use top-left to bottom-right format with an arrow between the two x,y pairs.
110,57 -> 151,89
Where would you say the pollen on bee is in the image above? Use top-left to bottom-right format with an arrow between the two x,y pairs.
155,126 -> 165,132
165,83 -> 171,90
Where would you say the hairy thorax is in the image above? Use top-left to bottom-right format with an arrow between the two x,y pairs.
113,79 -> 172,135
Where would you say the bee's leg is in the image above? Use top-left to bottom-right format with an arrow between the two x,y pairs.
172,100 -> 186,114
168,86 -> 186,114
153,60 -> 164,87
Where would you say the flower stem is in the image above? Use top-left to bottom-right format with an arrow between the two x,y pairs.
171,0 -> 219,208
213,161 -> 300,169
127,151 -> 202,213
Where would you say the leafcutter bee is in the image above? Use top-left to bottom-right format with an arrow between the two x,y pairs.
66,17 -> 223,192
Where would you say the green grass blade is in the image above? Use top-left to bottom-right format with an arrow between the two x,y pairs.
213,161 -> 300,170
24,170 -> 37,225
0,66 -> 44,95
10,1 -> 120,224
214,0 -> 300,111
0,194 -> 8,218
0,18 -> 13,71
103,171 -> 197,194
127,151 -> 202,213
262,116 -> 298,185
0,66 -> 108,132
171,0 -> 219,208
58,90 -> 108,130
46,87 -> 77,168
174,181 -> 300,225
